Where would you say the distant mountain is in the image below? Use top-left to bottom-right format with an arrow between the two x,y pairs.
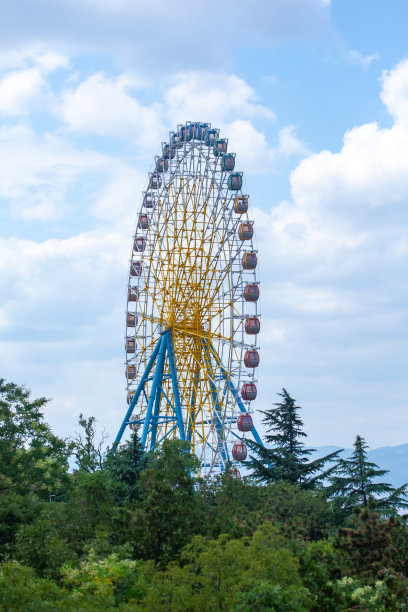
312,443 -> 408,489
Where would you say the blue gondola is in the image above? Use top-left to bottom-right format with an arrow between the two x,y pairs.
179,125 -> 193,142
162,143 -> 176,159
196,123 -> 209,140
170,133 -> 183,148
213,139 -> 227,156
205,128 -> 219,146
221,154 -> 235,171
228,172 -> 243,190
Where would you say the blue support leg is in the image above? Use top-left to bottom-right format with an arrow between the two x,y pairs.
141,333 -> 167,447
202,339 -> 228,466
149,334 -> 167,450
112,335 -> 163,451
167,330 -> 185,441
187,363 -> 199,442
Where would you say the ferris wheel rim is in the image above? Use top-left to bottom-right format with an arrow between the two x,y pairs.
123,122 -> 261,475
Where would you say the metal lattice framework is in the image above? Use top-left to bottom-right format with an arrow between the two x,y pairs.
114,122 -> 263,475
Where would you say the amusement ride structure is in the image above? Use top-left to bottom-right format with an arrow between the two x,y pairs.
114,122 -> 263,475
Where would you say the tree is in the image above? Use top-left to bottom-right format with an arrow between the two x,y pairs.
72,413 -> 108,472
104,432 -> 147,505
328,435 -> 408,517
0,378 -> 70,498
247,389 -> 341,488
129,439 -> 202,566
139,524 -> 310,611
334,501 -> 406,581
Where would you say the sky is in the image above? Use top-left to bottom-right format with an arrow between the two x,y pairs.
0,0 -> 407,450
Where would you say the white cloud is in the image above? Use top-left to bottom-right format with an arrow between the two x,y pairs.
164,72 -> 275,127
0,68 -> 46,115
278,125 -> 309,157
0,124 -> 128,221
381,58 -> 408,126
349,50 -> 379,69
60,72 -> 165,148
0,51 -> 69,115
223,120 -> 276,174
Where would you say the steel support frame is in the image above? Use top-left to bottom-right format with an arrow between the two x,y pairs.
113,329 -> 185,452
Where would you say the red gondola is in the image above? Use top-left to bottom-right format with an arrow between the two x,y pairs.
126,337 -> 136,353
127,312 -> 137,327
131,261 -> 142,276
245,317 -> 260,335
238,223 -> 253,240
134,237 -> 146,252
127,365 -> 136,379
138,214 -> 149,230
244,284 -> 259,302
234,196 -> 248,214
242,252 -> 257,269
241,383 -> 257,401
232,443 -> 247,461
128,287 -> 138,302
244,350 -> 260,368
237,413 -> 253,431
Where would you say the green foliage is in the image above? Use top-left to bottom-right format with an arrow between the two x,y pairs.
2,379 -> 408,610
334,502 -> 406,580
0,379 -> 70,499
139,524 -> 310,611
13,510 -> 75,579
247,389 -> 342,488
0,562 -> 74,611
61,552 -> 148,607
58,470 -> 115,557
328,573 -> 408,611
199,478 -> 334,542
329,435 -> 408,517
129,439 -> 202,565
0,493 -> 42,560
104,432 -> 146,505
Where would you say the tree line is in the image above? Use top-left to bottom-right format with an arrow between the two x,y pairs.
1,378 -> 408,610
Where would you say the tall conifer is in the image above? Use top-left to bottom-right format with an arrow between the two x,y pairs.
329,435 -> 408,515
247,389 -> 341,488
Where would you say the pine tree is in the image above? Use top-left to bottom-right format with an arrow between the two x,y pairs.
247,389 -> 342,488
104,432 -> 146,505
329,435 -> 408,516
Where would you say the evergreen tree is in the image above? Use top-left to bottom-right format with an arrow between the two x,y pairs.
247,389 -> 342,488
329,435 -> 408,516
104,432 -> 146,505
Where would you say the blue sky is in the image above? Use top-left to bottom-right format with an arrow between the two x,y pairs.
0,0 -> 407,449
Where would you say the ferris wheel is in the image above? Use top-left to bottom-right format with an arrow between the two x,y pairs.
113,122 -> 263,476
